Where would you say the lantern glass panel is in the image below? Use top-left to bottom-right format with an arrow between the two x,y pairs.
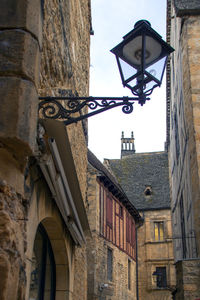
118,57 -> 138,82
122,35 -> 163,69
146,56 -> 167,83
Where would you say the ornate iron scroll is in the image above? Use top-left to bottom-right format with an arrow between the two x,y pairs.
38,96 -> 150,125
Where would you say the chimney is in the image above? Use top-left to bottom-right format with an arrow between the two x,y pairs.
121,131 -> 136,158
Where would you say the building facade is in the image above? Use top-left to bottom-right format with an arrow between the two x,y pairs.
0,1 -> 92,299
106,133 -> 176,300
87,150 -> 142,300
167,0 -> 200,298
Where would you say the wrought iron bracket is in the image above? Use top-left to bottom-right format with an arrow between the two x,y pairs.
38,96 -> 150,125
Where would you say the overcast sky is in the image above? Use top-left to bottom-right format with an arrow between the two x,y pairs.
88,0 -> 167,161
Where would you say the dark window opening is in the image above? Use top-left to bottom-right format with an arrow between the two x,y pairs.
29,224 -> 56,300
107,248 -> 113,281
144,186 -> 152,196
119,205 -> 123,218
128,259 -> 131,290
154,267 -> 167,288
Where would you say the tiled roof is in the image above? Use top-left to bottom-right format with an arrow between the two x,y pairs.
88,149 -> 142,222
107,152 -> 170,211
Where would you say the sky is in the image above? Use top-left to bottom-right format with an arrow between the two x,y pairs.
88,0 -> 167,161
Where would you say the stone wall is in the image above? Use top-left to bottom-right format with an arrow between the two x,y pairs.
0,1 -> 41,299
87,164 -> 137,300
137,210 -> 176,300
183,16 -> 200,254
167,1 -> 200,298
25,166 -> 75,300
39,0 -> 91,204
175,259 -> 200,299
87,234 -> 137,300
0,0 -> 91,299
39,0 -> 91,299
168,1 -> 200,261
0,181 -> 27,300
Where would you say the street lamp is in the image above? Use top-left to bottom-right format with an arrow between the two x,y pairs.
111,20 -> 174,105
39,20 -> 174,124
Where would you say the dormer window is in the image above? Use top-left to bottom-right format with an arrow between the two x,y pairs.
144,186 -> 152,196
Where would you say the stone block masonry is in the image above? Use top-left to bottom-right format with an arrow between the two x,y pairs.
0,1 -> 41,296
0,181 -> 27,300
0,0 -> 41,189
175,259 -> 200,299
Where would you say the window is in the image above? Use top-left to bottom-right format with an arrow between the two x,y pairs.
154,222 -> 164,241
107,248 -> 113,281
144,186 -> 152,196
126,216 -> 135,247
106,194 -> 113,228
29,224 -> 56,300
128,259 -> 131,290
154,267 -> 167,288
119,205 -> 123,218
100,185 -> 104,235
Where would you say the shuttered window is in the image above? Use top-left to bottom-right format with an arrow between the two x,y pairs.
126,216 -> 135,246
106,194 -> 113,228
107,248 -> 113,281
99,185 -> 104,235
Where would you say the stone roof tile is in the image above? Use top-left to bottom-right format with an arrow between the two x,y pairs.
107,152 -> 170,211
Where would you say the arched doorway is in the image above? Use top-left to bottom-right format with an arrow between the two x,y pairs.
29,223 -> 56,300
27,217 -> 72,300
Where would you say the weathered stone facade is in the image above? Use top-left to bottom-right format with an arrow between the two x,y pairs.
87,234 -> 137,300
107,136 -> 176,300
0,0 -> 91,299
167,0 -> 200,298
175,259 -> 200,299
87,150 -> 141,300
137,210 -> 175,300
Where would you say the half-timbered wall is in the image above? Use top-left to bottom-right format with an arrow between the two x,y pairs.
99,181 -> 136,260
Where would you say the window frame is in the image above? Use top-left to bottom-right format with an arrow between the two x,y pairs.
106,193 -> 113,228
155,266 -> 167,288
119,204 -> 123,219
99,185 -> 105,235
154,221 -> 164,242
126,215 -> 135,247
128,259 -> 131,290
107,247 -> 113,281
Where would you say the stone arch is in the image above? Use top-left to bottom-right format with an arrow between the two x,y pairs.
27,216 -> 73,300
41,217 -> 71,299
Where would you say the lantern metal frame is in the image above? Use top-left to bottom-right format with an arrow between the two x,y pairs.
110,20 -> 174,105
39,20 -> 174,125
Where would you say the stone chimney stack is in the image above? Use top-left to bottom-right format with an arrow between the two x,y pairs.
121,131 -> 136,158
